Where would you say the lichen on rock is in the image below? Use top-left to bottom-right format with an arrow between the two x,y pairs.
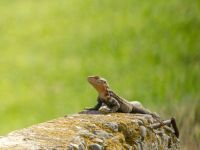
0,113 -> 180,150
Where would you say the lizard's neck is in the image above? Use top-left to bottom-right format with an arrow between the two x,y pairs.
96,87 -> 110,100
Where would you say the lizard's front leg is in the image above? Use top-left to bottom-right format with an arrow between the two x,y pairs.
99,106 -> 111,114
99,97 -> 120,114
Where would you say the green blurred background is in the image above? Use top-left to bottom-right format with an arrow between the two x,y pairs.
0,0 -> 199,149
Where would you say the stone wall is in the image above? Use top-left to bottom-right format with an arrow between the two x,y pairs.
0,113 -> 180,150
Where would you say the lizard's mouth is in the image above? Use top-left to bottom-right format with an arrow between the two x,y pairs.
87,76 -> 94,84
87,76 -> 99,83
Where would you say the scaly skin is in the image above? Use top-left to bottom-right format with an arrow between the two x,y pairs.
86,75 -> 158,116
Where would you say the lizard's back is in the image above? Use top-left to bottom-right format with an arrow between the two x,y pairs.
109,90 -> 133,113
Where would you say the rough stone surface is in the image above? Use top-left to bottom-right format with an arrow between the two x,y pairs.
0,113 -> 180,150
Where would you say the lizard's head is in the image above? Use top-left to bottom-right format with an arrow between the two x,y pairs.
87,75 -> 109,93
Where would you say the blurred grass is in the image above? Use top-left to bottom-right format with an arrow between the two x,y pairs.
0,0 -> 199,149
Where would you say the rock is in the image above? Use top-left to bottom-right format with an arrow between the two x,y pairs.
92,138 -> 103,144
93,130 -> 112,139
104,122 -> 118,132
69,136 -> 86,150
139,125 -> 147,141
88,143 -> 103,150
0,113 -> 180,149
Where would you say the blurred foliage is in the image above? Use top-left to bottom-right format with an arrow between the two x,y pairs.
0,0 -> 199,149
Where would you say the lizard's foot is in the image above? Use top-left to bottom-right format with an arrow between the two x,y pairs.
99,106 -> 111,114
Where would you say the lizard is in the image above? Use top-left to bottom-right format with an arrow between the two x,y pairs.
83,75 -> 179,138
85,75 -> 158,117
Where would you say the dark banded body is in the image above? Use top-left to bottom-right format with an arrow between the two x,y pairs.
89,90 -> 153,115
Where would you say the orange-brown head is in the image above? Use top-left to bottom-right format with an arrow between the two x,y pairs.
87,75 -> 109,96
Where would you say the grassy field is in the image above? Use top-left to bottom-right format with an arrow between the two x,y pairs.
0,0 -> 200,149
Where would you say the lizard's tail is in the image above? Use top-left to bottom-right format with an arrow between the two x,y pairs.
171,117 -> 179,138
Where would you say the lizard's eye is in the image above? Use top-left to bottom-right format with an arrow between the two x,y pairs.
94,76 -> 99,79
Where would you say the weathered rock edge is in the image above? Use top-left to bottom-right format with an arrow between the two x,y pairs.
0,113 -> 180,150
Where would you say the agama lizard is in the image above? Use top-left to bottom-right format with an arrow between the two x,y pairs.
82,75 -> 179,138
85,75 -> 158,117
